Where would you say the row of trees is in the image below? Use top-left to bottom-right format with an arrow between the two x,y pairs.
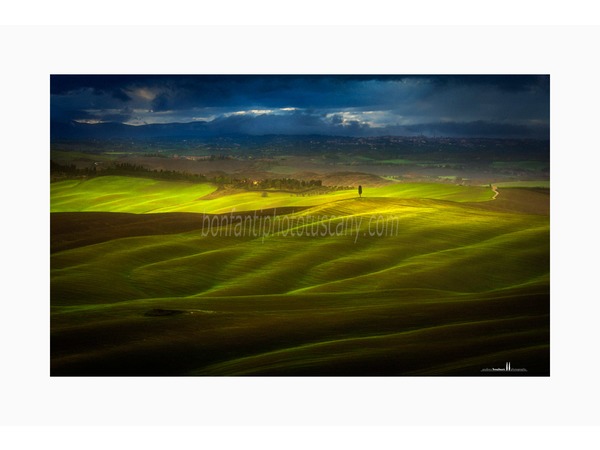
236,178 -> 322,190
51,161 -> 209,182
50,161 -> 352,192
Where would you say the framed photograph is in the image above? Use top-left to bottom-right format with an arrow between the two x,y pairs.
50,74 -> 550,376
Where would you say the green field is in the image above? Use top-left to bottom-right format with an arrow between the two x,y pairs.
51,176 -> 493,214
51,176 -> 549,375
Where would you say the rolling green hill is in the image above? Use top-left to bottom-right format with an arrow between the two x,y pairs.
50,176 -> 218,213
50,176 -> 549,376
51,176 -> 493,214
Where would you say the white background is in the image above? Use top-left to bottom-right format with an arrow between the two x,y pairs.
1,1 -> 599,448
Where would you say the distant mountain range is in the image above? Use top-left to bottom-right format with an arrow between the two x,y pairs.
51,119 -> 550,142
51,120 -> 218,140
50,121 -> 550,165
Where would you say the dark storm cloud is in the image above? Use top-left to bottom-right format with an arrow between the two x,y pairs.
424,75 -> 549,93
51,75 -> 124,94
52,75 -> 132,102
51,75 -> 411,109
151,93 -> 170,112
111,89 -> 132,102
50,75 -> 550,139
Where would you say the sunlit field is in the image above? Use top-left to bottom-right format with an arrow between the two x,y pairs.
51,176 -> 549,375
51,176 -> 493,213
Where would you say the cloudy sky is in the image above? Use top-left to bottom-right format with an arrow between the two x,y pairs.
51,75 -> 549,139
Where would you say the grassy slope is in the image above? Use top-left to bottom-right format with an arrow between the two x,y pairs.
51,177 -> 218,213
51,176 -> 492,214
50,177 -> 549,375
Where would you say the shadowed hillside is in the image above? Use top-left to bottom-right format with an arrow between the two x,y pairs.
51,179 -> 549,376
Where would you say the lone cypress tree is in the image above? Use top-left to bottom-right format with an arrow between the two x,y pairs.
358,185 -> 362,198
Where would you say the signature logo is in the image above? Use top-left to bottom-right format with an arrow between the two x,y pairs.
481,362 -> 527,373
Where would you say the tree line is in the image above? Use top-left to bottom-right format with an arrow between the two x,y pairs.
50,160 -> 352,192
